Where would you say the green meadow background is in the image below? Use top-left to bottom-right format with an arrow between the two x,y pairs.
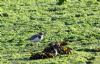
0,0 -> 100,64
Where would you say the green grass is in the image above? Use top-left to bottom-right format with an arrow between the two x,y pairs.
0,0 -> 100,64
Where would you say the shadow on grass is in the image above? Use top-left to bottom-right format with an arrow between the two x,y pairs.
86,57 -> 95,64
76,48 -> 100,52
8,57 -> 30,61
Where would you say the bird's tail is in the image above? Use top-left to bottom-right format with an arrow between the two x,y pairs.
25,38 -> 30,41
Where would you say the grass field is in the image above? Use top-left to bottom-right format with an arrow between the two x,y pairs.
0,0 -> 100,64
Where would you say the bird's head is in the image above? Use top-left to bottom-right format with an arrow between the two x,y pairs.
38,32 -> 44,35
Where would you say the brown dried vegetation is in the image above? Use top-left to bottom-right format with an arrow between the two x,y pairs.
29,41 -> 72,60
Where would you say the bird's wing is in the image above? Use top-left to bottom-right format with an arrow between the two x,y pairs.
28,35 -> 38,40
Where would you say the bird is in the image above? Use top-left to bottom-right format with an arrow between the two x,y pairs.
27,32 -> 44,42
27,32 -> 44,46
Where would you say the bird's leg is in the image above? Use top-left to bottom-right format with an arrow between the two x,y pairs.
32,43 -> 39,51
36,42 -> 40,47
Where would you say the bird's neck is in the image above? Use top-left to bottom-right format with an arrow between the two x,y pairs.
40,35 -> 43,39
